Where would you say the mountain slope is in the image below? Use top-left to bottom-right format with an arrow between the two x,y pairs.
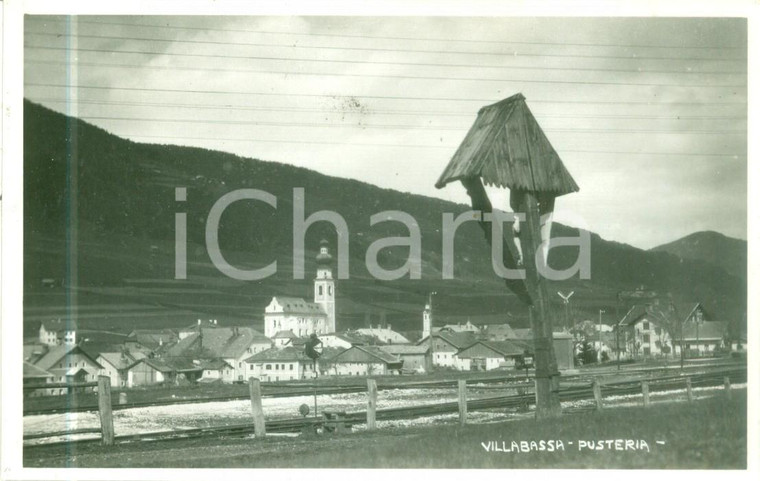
23,100 -> 747,338
651,231 -> 747,280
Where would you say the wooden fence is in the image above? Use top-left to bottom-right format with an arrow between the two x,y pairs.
24,367 -> 745,448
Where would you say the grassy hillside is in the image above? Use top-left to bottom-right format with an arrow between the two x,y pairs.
23,99 -> 746,337
651,231 -> 747,281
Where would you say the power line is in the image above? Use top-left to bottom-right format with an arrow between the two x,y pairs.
25,45 -> 747,76
25,31 -> 747,63
26,59 -> 747,89
121,133 -> 747,158
30,97 -> 748,121
56,18 -> 745,51
25,82 -> 745,106
76,114 -> 748,134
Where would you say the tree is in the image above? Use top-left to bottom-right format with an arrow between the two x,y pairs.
577,339 -> 597,365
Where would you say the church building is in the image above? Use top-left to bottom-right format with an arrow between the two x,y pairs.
264,240 -> 336,338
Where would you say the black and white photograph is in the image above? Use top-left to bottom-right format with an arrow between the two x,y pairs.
1,0 -> 756,476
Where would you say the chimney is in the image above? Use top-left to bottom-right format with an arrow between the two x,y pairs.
197,319 -> 201,326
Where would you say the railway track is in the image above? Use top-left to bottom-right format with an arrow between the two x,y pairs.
24,365 -> 746,449
23,359 -> 744,416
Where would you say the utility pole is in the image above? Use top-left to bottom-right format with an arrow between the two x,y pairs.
598,309 -> 605,362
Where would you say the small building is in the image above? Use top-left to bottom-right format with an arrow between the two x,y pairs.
97,350 -> 147,387
244,347 -> 317,382
199,359 -> 235,383
454,340 -> 526,371
671,304 -> 727,356
167,326 -> 272,382
39,319 -> 77,346
379,344 -> 431,373
618,304 -> 675,358
322,345 -> 403,377
417,331 -> 478,368
318,332 -> 365,350
31,344 -> 102,395
126,357 -> 202,387
23,362 -> 54,397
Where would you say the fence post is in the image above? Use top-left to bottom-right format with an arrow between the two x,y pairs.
97,376 -> 114,446
685,377 -> 694,403
458,379 -> 467,426
367,378 -> 377,431
641,381 -> 650,407
724,376 -> 732,400
592,378 -> 604,410
249,377 -> 266,438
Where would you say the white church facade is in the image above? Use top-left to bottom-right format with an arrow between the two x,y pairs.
264,240 -> 337,338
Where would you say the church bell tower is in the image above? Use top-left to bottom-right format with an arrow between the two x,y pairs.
314,239 -> 336,333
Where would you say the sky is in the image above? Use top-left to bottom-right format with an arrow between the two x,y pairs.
23,15 -> 748,249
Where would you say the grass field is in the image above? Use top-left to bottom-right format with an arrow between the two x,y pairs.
24,389 -> 746,469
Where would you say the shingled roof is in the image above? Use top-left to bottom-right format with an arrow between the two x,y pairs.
435,93 -> 579,196
167,326 -> 271,360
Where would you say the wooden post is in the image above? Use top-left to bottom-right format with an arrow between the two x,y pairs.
97,376 -> 114,446
367,379 -> 377,431
516,190 -> 562,419
641,381 -> 650,407
592,378 -> 604,410
685,377 -> 694,402
249,377 -> 266,438
724,376 -> 732,400
458,380 -> 467,426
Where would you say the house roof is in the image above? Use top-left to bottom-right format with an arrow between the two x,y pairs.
136,356 -> 202,373
435,93 -> 579,196
33,344 -> 103,371
126,329 -> 178,350
23,361 -> 53,379
273,330 -> 298,339
167,326 -> 271,360
23,343 -> 49,363
98,351 -> 147,370
272,297 -> 326,315
40,318 -> 78,333
419,331 -> 479,349
199,358 -> 233,370
379,344 -> 430,355
457,340 -> 526,358
244,346 -> 312,363
674,321 -> 727,341
354,328 -> 410,344
511,328 -> 533,340
618,304 -> 673,328
480,324 -> 517,340
326,345 -> 403,366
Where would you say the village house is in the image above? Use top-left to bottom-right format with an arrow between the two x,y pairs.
618,304 -> 675,358
198,359 -> 235,383
434,320 -> 480,334
671,303 -> 727,356
264,240 -> 336,338
318,332 -> 367,349
416,331 -> 478,368
379,344 -> 431,373
97,350 -> 147,388
166,326 -> 272,382
454,340 -> 526,371
39,319 -> 77,346
244,346 -> 317,382
271,330 -> 299,347
480,323 -> 518,341
23,361 -> 54,397
322,345 -> 403,377
30,344 -> 102,395
126,357 -> 202,387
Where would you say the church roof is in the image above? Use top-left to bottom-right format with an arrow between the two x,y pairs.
435,93 -> 579,196
272,297 -> 327,315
